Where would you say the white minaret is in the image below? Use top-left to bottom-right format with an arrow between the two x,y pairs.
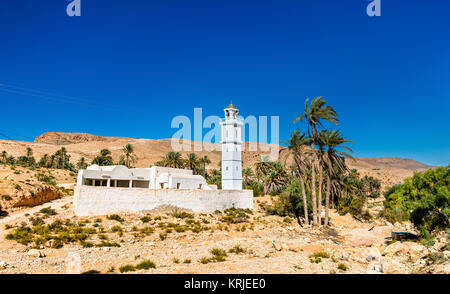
220,102 -> 243,190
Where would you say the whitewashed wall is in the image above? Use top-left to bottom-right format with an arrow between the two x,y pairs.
73,186 -> 254,216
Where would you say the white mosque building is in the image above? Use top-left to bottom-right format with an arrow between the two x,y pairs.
73,103 -> 253,216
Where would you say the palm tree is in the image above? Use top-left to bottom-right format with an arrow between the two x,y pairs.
280,130 -> 311,225
318,129 -> 353,226
199,155 -> 211,178
255,161 -> 288,195
122,144 -> 136,168
77,157 -> 88,170
242,167 -> 255,187
186,153 -> 200,174
26,147 -> 33,158
92,149 -> 114,166
1,151 -> 7,163
162,152 -> 184,168
294,97 -> 338,226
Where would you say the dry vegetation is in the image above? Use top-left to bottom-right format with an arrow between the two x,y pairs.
0,195 -> 448,274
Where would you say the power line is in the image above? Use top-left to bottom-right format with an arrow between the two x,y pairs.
0,82 -> 143,112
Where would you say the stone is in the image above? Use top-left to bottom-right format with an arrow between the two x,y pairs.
365,247 -> 381,262
351,238 -> 374,247
272,241 -> 282,251
382,241 -> 425,258
382,259 -> 407,274
27,249 -> 45,258
340,252 -> 350,261
0,261 -> 8,269
45,240 -> 55,248
367,261 -> 383,273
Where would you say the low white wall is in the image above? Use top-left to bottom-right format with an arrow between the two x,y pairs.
73,186 -> 254,216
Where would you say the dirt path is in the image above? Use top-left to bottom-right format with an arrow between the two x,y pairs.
0,196 -> 73,225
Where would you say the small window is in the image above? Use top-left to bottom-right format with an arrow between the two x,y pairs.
226,166 -> 229,171
236,166 -> 238,171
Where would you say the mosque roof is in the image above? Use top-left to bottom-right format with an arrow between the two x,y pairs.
225,101 -> 237,109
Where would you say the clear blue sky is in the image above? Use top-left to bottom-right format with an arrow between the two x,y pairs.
0,0 -> 449,166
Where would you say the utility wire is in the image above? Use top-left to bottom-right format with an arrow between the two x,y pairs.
0,82 -> 143,112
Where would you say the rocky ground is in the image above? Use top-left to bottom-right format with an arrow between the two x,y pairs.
0,195 -> 448,274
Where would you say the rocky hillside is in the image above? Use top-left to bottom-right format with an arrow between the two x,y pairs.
0,165 -> 75,215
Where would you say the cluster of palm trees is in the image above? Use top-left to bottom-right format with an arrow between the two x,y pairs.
0,143 -> 141,171
0,147 -> 76,171
277,97 -> 355,227
155,151 -> 211,177
91,144 -> 138,168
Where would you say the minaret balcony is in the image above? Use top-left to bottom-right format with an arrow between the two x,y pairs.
219,117 -> 244,125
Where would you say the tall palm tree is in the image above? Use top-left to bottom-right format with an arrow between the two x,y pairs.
280,130 -> 311,225
294,97 -> 338,226
122,143 -> 136,168
318,129 -> 353,226
199,155 -> 211,178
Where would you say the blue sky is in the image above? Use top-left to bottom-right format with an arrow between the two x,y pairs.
0,0 -> 449,166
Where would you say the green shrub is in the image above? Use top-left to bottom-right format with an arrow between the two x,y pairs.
172,209 -> 194,219
382,166 -> 450,237
266,180 -> 311,219
36,172 -> 56,185
229,245 -> 246,254
139,226 -> 154,235
135,260 -> 156,270
119,265 -> 136,273
2,195 -> 12,201
39,207 -> 57,216
140,216 -> 151,223
426,252 -> 447,265
110,225 -> 123,236
309,251 -> 330,263
107,214 -> 124,223
219,208 -> 252,224
199,257 -> 210,264
337,263 -> 348,271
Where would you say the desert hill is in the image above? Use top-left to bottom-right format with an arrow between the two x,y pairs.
0,132 -> 434,190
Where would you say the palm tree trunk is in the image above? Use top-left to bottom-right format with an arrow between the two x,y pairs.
325,175 -> 331,226
332,190 -> 335,209
318,164 -> 323,226
311,155 -> 317,226
299,176 -> 309,226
